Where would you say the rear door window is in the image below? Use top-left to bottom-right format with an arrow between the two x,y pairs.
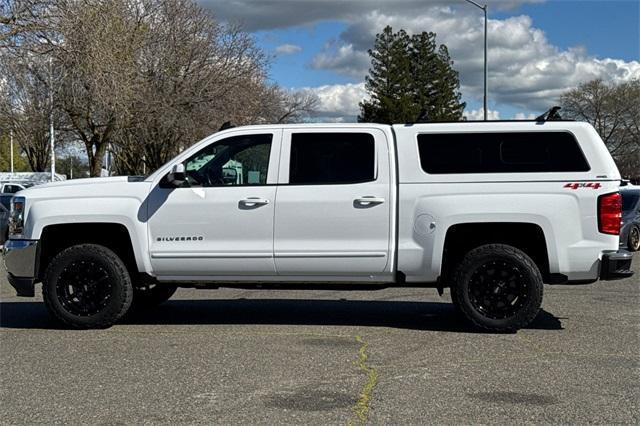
289,133 -> 376,184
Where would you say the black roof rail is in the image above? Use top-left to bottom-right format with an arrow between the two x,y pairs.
401,118 -> 575,125
395,106 -> 573,125
219,121 -> 235,131
535,106 -> 563,123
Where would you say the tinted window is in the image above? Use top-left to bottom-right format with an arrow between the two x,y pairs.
3,185 -> 22,193
622,192 -> 640,213
418,132 -> 590,174
289,133 -> 375,184
0,195 -> 11,210
183,134 -> 272,187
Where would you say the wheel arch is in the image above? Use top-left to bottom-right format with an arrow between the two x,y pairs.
440,222 -> 553,284
37,222 -> 143,280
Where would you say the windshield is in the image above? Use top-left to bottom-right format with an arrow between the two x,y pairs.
622,192 -> 640,213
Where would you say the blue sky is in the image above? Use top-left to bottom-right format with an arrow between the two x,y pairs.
507,1 -> 639,62
202,0 -> 640,121
256,22 -> 354,87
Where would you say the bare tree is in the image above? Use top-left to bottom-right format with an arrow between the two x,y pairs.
276,90 -> 319,124
0,54 -> 54,171
0,0 -> 55,49
255,86 -> 319,124
52,0 -> 150,176
2,0 -> 318,177
113,0 -> 271,174
560,79 -> 640,178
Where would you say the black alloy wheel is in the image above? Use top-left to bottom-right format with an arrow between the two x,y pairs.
43,244 -> 133,328
56,260 -> 114,316
467,260 -> 528,320
451,244 -> 543,332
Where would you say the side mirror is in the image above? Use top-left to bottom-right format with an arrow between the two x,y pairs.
166,163 -> 186,187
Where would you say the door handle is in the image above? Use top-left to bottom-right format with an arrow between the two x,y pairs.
239,197 -> 270,207
354,196 -> 385,206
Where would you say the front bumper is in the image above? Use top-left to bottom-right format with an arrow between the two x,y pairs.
600,250 -> 634,280
3,239 -> 39,297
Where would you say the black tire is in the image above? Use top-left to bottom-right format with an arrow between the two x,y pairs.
449,285 -> 462,313
628,226 -> 640,252
451,244 -> 543,333
42,244 -> 133,329
131,283 -> 177,310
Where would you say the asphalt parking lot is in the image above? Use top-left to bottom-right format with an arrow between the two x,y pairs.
1,258 -> 638,425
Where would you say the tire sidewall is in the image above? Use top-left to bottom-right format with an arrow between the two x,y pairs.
454,245 -> 543,332
629,226 -> 640,252
43,245 -> 132,328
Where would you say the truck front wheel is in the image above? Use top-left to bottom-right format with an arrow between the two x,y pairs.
42,244 -> 133,329
451,244 -> 543,332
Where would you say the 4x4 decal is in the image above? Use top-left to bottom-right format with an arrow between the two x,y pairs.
564,182 -> 602,190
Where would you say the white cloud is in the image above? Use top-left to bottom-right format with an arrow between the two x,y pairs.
274,43 -> 302,56
464,108 -> 501,120
202,0 -> 640,116
309,8 -> 640,113
310,44 -> 369,78
300,82 -> 368,121
514,112 -> 536,119
202,1 -> 544,31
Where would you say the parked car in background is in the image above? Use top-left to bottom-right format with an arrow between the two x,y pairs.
0,193 -> 12,244
0,193 -> 13,211
621,187 -> 640,251
0,183 -> 28,194
0,203 -> 8,245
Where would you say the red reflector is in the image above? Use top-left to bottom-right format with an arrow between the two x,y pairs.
598,192 -> 621,235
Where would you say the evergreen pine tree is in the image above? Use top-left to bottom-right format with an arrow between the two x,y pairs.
359,27 -> 466,123
358,26 -> 413,123
429,45 -> 466,120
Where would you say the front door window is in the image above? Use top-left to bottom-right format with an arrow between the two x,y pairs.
183,134 -> 272,187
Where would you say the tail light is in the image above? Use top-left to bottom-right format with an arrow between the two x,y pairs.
598,192 -> 621,235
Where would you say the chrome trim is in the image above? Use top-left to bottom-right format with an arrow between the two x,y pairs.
150,251 -> 388,259
275,252 -> 387,258
151,252 -> 272,259
3,239 -> 38,277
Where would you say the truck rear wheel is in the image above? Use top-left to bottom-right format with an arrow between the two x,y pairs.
42,244 -> 133,329
452,244 -> 543,332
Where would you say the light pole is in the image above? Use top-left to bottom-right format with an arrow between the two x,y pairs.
9,129 -> 14,174
464,0 -> 488,121
49,57 -> 56,181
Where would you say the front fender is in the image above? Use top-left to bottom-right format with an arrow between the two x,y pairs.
24,197 -> 152,275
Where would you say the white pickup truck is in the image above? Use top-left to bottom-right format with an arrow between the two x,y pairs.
3,120 -> 634,331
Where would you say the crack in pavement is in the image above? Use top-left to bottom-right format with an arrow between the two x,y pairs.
347,335 -> 378,426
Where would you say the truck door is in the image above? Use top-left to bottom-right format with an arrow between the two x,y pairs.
274,128 -> 392,277
147,130 -> 281,277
